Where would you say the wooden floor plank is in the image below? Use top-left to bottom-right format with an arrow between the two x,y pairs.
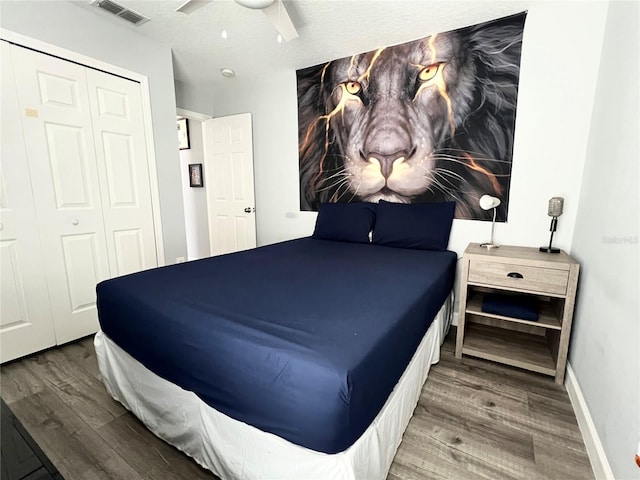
95,414 -> 217,480
57,337 -> 102,380
22,348 -> 93,388
0,361 -> 46,405
0,329 -> 594,480
8,388 -> 140,480
408,402 -> 537,478
48,374 -> 127,430
533,435 -> 595,480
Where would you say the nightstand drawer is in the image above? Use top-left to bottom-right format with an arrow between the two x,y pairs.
468,261 -> 569,295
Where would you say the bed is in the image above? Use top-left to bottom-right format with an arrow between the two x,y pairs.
94,201 -> 457,480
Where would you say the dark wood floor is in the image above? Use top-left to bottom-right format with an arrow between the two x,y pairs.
1,397 -> 64,480
0,330 -> 594,480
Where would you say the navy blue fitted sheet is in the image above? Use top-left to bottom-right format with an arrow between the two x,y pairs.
97,238 -> 456,454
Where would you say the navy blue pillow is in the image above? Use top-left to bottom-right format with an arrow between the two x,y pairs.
372,200 -> 455,251
482,293 -> 539,321
312,202 -> 376,244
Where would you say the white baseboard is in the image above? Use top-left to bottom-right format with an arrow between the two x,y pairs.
565,363 -> 615,480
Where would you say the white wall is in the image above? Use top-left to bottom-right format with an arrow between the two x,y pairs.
0,1 -> 187,265
176,80 -> 215,117
569,1 -> 639,479
209,1 -> 609,260
178,118 -> 211,260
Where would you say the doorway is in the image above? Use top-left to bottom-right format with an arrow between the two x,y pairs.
177,110 -> 256,259
177,109 -> 211,260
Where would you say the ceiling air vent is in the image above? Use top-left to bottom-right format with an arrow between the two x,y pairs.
91,0 -> 150,26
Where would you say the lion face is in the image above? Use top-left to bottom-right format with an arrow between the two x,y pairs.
324,34 -> 475,204
298,13 -> 525,220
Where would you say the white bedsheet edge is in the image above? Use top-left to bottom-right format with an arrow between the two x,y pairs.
94,292 -> 453,480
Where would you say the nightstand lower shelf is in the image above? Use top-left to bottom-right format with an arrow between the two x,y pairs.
461,323 -> 557,376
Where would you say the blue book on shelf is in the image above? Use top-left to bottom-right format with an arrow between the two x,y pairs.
482,293 -> 539,321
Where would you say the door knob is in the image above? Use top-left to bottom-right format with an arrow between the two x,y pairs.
244,207 -> 254,213
72,219 -> 79,225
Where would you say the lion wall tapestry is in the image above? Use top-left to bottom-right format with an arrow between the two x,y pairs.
297,12 -> 526,221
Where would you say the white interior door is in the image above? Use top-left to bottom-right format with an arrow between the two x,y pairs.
0,42 -> 57,362
203,113 -> 256,255
86,69 -> 158,277
11,44 -> 111,344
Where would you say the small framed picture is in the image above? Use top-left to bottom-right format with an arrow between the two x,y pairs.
177,117 -> 190,150
189,163 -> 203,188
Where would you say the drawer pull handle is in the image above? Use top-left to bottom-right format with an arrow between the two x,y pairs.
507,272 -> 523,279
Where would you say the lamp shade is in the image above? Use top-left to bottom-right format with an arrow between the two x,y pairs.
479,195 -> 501,211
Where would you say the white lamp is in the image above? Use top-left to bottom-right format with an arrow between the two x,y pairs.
479,194 -> 501,249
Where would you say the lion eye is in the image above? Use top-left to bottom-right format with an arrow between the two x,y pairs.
345,81 -> 362,95
418,64 -> 441,82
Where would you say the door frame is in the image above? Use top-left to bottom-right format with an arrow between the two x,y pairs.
0,28 -> 166,266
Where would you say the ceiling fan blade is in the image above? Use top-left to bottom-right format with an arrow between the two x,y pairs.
262,0 -> 298,42
175,0 -> 211,15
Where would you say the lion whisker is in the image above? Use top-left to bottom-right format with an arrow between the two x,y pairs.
345,179 -> 364,203
330,177 -> 356,202
432,156 -> 511,176
434,151 -> 511,164
418,166 -> 477,207
317,177 -> 351,194
429,177 -> 467,205
319,169 -> 351,183
433,168 -> 471,188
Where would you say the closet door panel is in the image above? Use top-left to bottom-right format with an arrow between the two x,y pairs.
0,42 -> 56,362
11,45 -> 110,344
87,69 -> 158,277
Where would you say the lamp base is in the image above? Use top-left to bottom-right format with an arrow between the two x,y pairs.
480,243 -> 499,249
539,246 -> 560,254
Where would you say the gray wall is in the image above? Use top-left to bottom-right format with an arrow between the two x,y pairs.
569,2 -> 639,479
1,1 -> 187,265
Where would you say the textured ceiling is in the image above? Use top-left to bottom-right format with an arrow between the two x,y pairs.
78,0 -> 526,89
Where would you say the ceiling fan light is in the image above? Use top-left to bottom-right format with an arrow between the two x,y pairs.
234,0 -> 274,9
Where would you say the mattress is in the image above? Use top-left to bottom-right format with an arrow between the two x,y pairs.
96,238 -> 456,454
94,295 -> 452,480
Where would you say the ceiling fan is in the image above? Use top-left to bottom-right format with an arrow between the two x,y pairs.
176,0 -> 298,42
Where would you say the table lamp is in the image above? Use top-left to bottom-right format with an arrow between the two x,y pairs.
479,194 -> 501,249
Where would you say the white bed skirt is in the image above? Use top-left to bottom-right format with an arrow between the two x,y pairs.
95,293 -> 453,480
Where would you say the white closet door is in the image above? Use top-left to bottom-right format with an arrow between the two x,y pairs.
0,42 -> 57,362
86,69 -> 158,276
11,45 -> 111,344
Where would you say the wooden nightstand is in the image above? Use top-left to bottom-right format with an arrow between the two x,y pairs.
455,243 -> 580,384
